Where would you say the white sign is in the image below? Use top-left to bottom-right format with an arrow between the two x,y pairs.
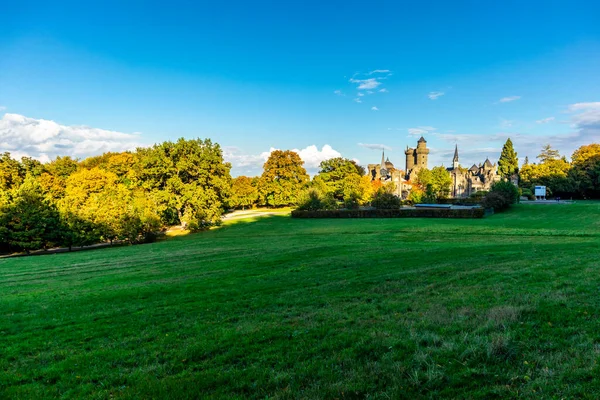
534,186 -> 546,197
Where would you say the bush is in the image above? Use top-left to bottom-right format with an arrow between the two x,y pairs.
482,192 -> 510,211
521,188 -> 535,201
343,192 -> 361,210
491,180 -> 520,204
470,190 -> 488,200
296,189 -> 338,211
371,189 -> 401,209
483,180 -> 520,211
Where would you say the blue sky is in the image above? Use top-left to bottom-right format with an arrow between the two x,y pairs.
1,0 -> 599,175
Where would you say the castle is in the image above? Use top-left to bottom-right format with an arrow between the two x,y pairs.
367,137 -> 500,198
446,145 -> 500,197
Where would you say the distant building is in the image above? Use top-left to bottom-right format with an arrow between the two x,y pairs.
405,136 -> 429,181
367,139 -> 500,199
367,151 -> 410,198
446,145 -> 500,197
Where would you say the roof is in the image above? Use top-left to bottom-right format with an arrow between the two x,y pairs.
418,136 -> 427,143
469,164 -> 479,172
453,144 -> 459,162
484,158 -> 494,168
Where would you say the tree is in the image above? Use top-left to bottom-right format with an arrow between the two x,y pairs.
137,138 -> 232,229
0,176 -> 62,253
415,167 -> 452,201
230,176 -> 259,209
316,157 -> 363,200
0,152 -> 24,191
498,138 -> 518,179
537,144 -> 560,163
259,150 -> 309,206
569,144 -> 600,198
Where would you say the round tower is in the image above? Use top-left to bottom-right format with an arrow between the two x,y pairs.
415,136 -> 429,169
405,146 -> 415,172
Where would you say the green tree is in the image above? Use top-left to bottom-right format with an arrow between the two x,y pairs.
0,176 -> 62,253
537,144 -> 560,163
415,167 -> 452,201
498,138 -> 518,179
230,176 -> 259,209
259,150 -> 309,206
316,157 -> 363,200
569,144 -> 600,198
137,138 -> 232,229
0,152 -> 24,191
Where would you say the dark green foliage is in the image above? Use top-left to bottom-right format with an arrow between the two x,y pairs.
371,189 -> 401,209
296,189 -> 338,211
342,192 -> 361,209
482,181 -> 520,211
0,177 -> 62,253
498,138 -> 519,179
521,188 -> 535,200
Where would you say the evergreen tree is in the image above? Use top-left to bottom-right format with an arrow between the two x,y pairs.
498,138 -> 519,179
537,144 -> 560,163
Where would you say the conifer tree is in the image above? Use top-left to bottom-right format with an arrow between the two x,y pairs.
498,138 -> 519,179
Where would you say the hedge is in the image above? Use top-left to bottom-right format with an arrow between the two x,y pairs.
291,208 -> 485,219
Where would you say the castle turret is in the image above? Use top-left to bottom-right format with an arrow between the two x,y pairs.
415,136 -> 429,169
405,146 -> 415,173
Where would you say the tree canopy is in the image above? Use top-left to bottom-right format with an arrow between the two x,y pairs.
259,150 -> 309,206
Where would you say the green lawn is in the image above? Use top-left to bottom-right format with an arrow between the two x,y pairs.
2,202 -> 600,399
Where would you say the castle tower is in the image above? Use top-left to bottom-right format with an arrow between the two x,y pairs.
415,136 -> 429,169
452,144 -> 459,169
405,146 -> 415,172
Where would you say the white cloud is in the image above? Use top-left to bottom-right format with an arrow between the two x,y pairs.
536,117 -> 555,124
357,92 -> 365,97
294,144 -> 342,169
428,91 -> 445,100
371,106 -> 379,111
358,143 -> 392,151
353,98 -> 362,103
0,113 -> 144,162
0,106 -> 6,112
498,96 -> 521,103
368,69 -> 391,75
225,144 -> 343,176
567,102 -> 600,143
349,77 -> 381,90
333,90 -> 343,96
408,126 -> 436,136
379,88 -> 388,93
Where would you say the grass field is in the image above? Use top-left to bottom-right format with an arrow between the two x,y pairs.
2,202 -> 600,399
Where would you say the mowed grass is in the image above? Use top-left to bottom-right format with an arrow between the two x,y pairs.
1,203 -> 600,399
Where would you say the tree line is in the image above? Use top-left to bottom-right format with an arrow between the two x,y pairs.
497,139 -> 600,199
1,138 -> 599,254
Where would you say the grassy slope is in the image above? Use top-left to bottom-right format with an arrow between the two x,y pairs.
1,203 -> 600,399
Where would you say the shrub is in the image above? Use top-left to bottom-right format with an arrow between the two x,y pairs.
343,192 -> 361,210
521,188 -> 535,201
481,192 -> 510,211
491,180 -> 520,205
482,181 -> 520,211
371,189 -> 401,209
296,189 -> 338,211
